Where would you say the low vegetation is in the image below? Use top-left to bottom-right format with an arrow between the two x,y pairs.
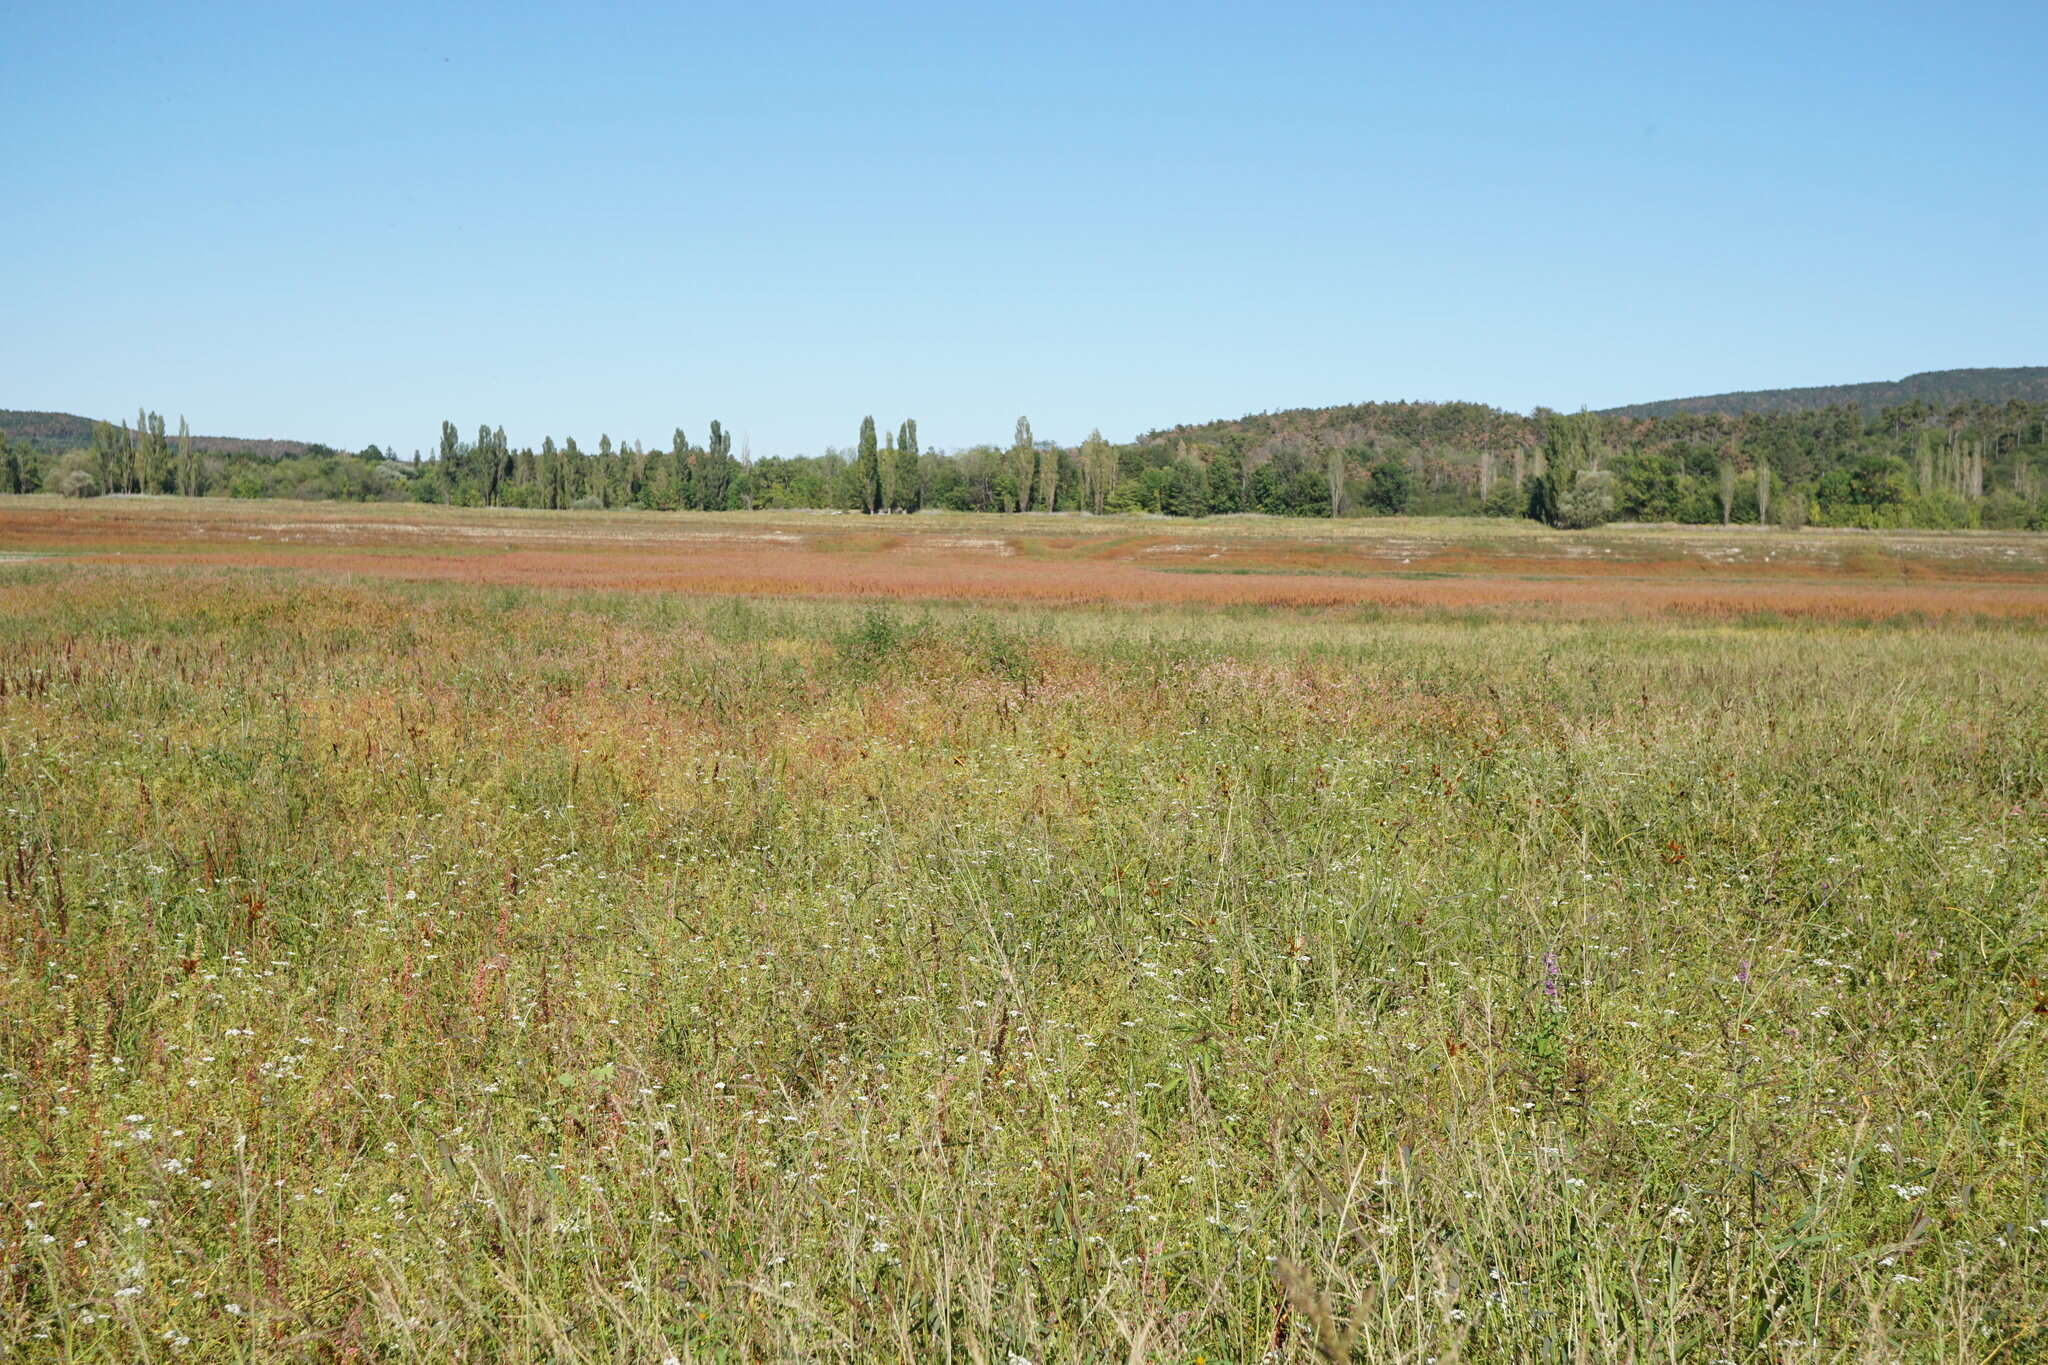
2,530 -> 2044,1359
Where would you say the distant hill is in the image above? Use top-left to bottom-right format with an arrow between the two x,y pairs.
1598,367 -> 2048,419
0,409 -> 327,460
1139,399 -> 1528,457
1134,368 -> 2048,464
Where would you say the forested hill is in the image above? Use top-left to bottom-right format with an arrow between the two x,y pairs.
1597,368 -> 2048,419
1139,399 -> 1528,455
1138,369 -> 2048,452
0,409 -> 320,459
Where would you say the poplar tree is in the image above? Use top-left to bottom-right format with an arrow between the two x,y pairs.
1010,417 -> 1035,512
477,425 -> 499,504
176,416 -> 196,496
893,420 -> 921,511
114,418 -> 131,492
670,429 -> 691,509
439,421 -> 461,502
701,420 -> 736,510
857,416 -> 881,513
99,421 -> 129,494
1079,430 -> 1112,514
143,412 -> 168,491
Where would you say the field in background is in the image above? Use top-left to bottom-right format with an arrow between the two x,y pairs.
1,501 -> 2045,1360
7,496 -> 2048,620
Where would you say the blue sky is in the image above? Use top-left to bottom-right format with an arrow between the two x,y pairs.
5,1 -> 2043,455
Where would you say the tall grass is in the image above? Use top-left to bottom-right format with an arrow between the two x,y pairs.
1,564 -> 2044,1361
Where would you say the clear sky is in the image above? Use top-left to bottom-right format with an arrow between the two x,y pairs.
5,1 -> 2044,456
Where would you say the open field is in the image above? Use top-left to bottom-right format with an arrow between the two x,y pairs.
8,497 -> 2048,621
2,500 -> 2046,1361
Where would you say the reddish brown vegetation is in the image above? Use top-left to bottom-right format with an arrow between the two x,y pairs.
6,499 -> 2047,621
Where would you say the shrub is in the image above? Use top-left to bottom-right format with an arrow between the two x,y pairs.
1978,491 -> 2035,531
50,450 -> 100,498
1480,479 -> 1524,517
1902,491 -> 1975,530
1551,468 -> 1617,529
1774,490 -> 1810,530
1104,478 -> 1150,515
836,607 -> 918,675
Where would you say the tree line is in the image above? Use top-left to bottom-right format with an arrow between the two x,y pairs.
6,411 -> 394,502
8,398 -> 2048,531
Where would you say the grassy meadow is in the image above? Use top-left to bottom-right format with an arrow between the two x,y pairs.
1,517 -> 2046,1360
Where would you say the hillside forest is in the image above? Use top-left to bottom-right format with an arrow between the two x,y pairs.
7,396 -> 2048,531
